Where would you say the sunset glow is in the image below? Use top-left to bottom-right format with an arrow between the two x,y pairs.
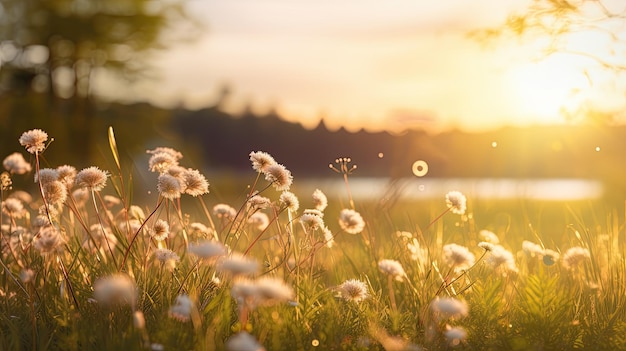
97,0 -> 626,133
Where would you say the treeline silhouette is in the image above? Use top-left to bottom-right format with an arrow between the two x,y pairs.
1,94 -> 625,199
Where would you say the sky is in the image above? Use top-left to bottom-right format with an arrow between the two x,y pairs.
98,0 -> 626,133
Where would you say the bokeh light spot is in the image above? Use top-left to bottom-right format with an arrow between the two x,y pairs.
491,141 -> 497,148
378,152 -> 384,158
312,339 -> 320,347
412,160 -> 428,177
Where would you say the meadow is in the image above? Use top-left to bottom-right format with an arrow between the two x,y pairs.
1,127 -> 625,351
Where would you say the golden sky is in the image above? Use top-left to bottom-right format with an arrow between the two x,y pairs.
97,0 -> 626,133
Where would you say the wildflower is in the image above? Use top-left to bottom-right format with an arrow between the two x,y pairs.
128,205 -> 146,220
442,243 -> 475,271
478,241 -> 495,252
75,166 -> 108,192
102,195 -> 121,208
445,326 -> 467,347
338,208 -> 365,234
148,152 -> 178,173
323,226 -> 335,248
378,259 -> 406,281
182,168 -> 209,196
188,240 -> 227,260
2,198 -> 26,218
3,152 -> 31,174
249,151 -> 276,173
213,203 -> 237,220
522,240 -> 544,257
485,245 -> 518,275
56,165 -> 77,187
445,191 -> 467,215
231,279 -> 260,307
150,219 -> 170,241
542,249 -> 560,266
254,276 -> 295,305
300,210 -> 324,231
19,129 -> 48,154
42,180 -> 68,206
279,191 -> 299,212
479,230 -> 499,244
562,246 -> 591,270
248,194 -> 271,210
33,225 -> 64,254
154,248 -> 180,271
226,331 -> 266,351
217,253 -> 259,277
430,297 -> 469,321
169,294 -> 193,322
34,168 -> 59,184
93,273 -> 137,307
147,146 -> 183,160
337,279 -> 369,303
157,173 -> 182,199
312,189 -> 328,212
264,163 -> 293,191
248,212 -> 270,231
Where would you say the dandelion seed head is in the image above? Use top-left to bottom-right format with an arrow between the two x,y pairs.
254,276 -> 295,305
248,212 -> 270,231
445,326 -> 467,347
34,225 -> 64,254
249,151 -> 276,173
168,294 -> 193,322
148,152 -> 179,174
84,224 -> 118,252
217,253 -> 259,277
154,248 -> 180,271
75,166 -> 108,192
445,191 -> 467,215
479,230 -> 499,244
8,190 -> 32,205
300,210 -> 324,231
338,208 -> 365,234
147,147 -> 183,160
485,245 -> 518,275
3,153 -> 31,175
312,189 -> 328,212
248,194 -> 271,210
2,198 -> 26,218
182,168 -> 209,196
157,173 -> 182,199
264,163 -> 293,191
56,165 -> 76,187
93,273 -> 136,307
430,297 -> 469,321
188,240 -> 227,260
151,219 -> 170,241
337,279 -> 369,303
279,191 -> 299,212
378,259 -> 406,281
213,203 -> 237,220
35,168 -> 59,184
19,129 -> 48,154
43,180 -> 68,206
522,240 -> 544,257
20,268 -> 35,284
562,246 -> 591,270
443,243 -> 475,270
478,242 -> 495,252
71,188 -> 90,207
225,331 -> 266,351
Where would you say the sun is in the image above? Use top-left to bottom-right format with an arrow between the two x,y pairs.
507,55 -> 590,124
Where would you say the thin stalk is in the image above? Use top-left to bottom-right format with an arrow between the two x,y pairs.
119,197 -> 164,272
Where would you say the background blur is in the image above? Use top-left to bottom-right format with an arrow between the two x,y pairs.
1,0 -> 625,202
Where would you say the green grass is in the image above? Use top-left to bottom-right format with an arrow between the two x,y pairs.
1,127 -> 625,350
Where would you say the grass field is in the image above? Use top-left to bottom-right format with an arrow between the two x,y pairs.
1,128 -> 625,351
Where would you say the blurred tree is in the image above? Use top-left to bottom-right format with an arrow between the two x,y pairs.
0,0 -> 199,164
471,0 -> 626,125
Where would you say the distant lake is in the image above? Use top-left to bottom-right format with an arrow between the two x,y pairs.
296,178 -> 604,201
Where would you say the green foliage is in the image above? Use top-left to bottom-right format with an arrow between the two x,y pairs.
1,126 -> 626,350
